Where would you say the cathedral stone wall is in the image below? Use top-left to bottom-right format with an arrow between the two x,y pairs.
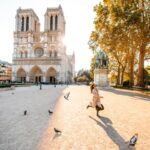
12,6 -> 75,84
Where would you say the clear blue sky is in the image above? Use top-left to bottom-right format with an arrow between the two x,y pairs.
0,0 -> 102,71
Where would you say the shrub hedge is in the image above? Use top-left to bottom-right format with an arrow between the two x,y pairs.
0,83 -> 11,88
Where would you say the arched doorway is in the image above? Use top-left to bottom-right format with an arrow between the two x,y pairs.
46,67 -> 56,84
17,68 -> 26,82
29,66 -> 43,83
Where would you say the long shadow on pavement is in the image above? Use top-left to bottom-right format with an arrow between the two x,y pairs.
52,133 -> 61,141
89,115 -> 133,150
99,88 -> 150,102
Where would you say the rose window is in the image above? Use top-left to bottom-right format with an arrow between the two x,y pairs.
34,48 -> 44,57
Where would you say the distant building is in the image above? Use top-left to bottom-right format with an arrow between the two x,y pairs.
12,5 -> 75,83
0,60 -> 12,83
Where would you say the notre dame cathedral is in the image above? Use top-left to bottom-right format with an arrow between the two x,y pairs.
12,5 -> 75,84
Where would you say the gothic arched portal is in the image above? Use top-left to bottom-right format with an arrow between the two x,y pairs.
29,66 -> 43,83
46,67 -> 56,84
17,68 -> 26,82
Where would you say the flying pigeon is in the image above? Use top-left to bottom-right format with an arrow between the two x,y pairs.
64,92 -> 70,100
48,110 -> 53,115
128,133 -> 138,147
54,128 -> 62,134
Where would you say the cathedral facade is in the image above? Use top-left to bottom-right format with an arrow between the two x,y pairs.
12,6 -> 75,84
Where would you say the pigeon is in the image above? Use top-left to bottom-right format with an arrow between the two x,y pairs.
64,92 -> 70,100
24,110 -> 27,115
86,105 -> 92,109
128,133 -> 138,147
54,128 -> 62,134
48,110 -> 53,115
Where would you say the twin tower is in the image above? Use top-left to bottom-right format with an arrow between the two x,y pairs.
12,5 -> 75,84
15,5 -> 65,34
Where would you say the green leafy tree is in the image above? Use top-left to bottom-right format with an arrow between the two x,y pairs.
76,69 -> 93,83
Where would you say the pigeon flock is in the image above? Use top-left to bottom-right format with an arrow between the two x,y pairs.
21,87 -> 139,148
22,90 -> 70,136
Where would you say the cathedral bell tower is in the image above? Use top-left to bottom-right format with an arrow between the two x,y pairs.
15,7 -> 40,32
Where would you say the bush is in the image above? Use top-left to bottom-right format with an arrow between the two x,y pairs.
116,85 -> 123,88
144,76 -> 150,85
77,76 -> 87,82
0,83 -> 11,88
123,80 -> 130,87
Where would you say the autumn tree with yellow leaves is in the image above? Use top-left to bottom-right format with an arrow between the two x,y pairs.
89,0 -> 150,87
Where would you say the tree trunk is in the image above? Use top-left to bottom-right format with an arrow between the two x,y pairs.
129,50 -> 135,87
121,66 -> 125,85
129,62 -> 134,87
137,44 -> 145,87
116,65 -> 121,85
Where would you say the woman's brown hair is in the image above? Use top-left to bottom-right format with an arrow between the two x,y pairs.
90,83 -> 95,93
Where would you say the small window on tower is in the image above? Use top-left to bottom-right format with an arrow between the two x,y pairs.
54,51 -> 57,57
25,52 -> 28,58
50,16 -> 53,30
20,52 -> 23,58
55,15 -> 58,30
21,17 -> 24,31
35,21 -> 36,32
26,16 -> 29,31
49,51 -> 52,57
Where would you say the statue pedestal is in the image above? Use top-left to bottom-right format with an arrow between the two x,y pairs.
94,69 -> 109,87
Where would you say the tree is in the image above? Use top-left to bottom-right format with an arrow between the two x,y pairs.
89,56 -> 96,80
75,69 -> 93,83
89,0 -> 150,87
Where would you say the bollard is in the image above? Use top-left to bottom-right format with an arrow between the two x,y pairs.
40,82 -> 42,90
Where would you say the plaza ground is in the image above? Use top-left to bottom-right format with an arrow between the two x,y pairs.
0,85 -> 150,150
0,85 -> 66,150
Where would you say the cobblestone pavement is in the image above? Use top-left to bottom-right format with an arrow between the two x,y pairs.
37,85 -> 150,150
0,85 -> 66,150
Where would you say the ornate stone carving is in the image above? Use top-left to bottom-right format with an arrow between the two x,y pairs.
13,59 -> 61,65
